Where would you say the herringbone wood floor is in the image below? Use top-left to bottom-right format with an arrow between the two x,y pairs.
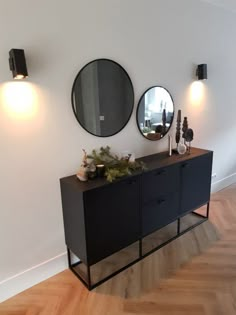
1,184 -> 236,315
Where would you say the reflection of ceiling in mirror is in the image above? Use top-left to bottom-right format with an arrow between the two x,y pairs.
144,87 -> 173,113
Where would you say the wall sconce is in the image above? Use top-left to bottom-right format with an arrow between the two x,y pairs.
196,64 -> 207,80
9,49 -> 28,79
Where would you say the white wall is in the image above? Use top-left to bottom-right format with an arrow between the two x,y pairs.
1,0 -> 236,301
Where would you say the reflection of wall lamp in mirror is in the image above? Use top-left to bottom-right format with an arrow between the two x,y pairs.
196,64 -> 207,80
9,49 -> 28,79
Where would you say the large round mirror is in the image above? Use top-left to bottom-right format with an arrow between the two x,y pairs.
72,59 -> 134,137
136,86 -> 174,141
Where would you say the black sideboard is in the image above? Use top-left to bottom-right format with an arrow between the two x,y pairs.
60,147 -> 213,289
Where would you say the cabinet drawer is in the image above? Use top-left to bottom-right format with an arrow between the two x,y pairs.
142,164 -> 180,204
142,192 -> 179,236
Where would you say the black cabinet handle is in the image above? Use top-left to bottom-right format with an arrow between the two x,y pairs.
182,163 -> 189,168
157,199 -> 166,205
127,179 -> 137,185
155,169 -> 166,176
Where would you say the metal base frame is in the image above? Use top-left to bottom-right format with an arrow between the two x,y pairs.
67,202 -> 210,290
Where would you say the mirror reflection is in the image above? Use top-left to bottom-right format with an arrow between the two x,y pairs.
72,59 -> 134,137
136,86 -> 174,141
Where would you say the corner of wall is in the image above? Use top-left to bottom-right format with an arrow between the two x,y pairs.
0,252 -> 67,303
211,172 -> 236,193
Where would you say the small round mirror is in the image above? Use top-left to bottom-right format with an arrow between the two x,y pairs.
136,86 -> 174,141
72,59 -> 134,137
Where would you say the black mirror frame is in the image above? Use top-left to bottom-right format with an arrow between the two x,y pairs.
71,58 -> 134,137
136,85 -> 175,141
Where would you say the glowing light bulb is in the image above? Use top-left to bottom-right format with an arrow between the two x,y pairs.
14,74 -> 25,80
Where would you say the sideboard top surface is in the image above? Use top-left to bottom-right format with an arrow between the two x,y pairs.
60,147 -> 213,192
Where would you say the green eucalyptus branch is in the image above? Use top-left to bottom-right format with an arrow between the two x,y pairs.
87,146 -> 146,182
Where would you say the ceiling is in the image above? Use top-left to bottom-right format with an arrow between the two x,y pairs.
201,0 -> 236,12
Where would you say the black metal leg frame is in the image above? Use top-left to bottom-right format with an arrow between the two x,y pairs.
67,203 -> 210,290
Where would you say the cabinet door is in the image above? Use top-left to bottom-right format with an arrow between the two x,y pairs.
180,153 -> 212,215
84,176 -> 140,265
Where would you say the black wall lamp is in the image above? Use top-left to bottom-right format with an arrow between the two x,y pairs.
196,64 -> 207,80
9,49 -> 28,79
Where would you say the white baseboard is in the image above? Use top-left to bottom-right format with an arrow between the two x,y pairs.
0,252 -> 68,303
211,172 -> 236,193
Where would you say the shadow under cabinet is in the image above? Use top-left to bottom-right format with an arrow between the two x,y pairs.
60,147 -> 213,290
